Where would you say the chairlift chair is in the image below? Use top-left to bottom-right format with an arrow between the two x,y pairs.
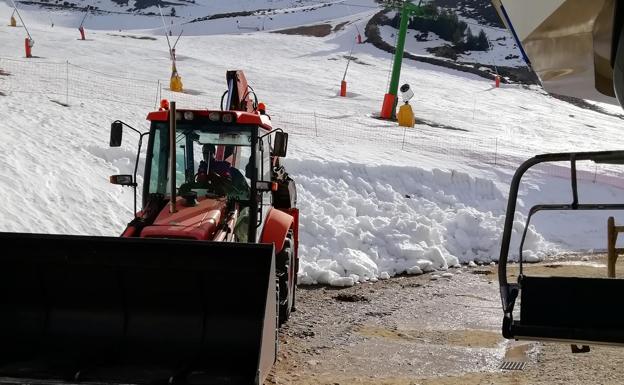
499,151 -> 624,347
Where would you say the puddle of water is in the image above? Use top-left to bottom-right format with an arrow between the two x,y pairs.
281,372 -> 528,385
357,326 -> 503,349
503,341 -> 533,362
546,261 -> 607,268
508,263 -> 608,279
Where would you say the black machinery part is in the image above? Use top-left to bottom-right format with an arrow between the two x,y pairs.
614,8 -> 624,107
0,232 -> 278,385
273,178 -> 297,209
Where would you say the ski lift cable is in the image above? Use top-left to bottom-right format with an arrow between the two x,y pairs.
9,0 -> 32,40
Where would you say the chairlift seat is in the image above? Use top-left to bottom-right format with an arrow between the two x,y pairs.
510,275 -> 624,344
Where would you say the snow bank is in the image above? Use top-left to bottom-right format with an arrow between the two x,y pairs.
290,159 -> 552,286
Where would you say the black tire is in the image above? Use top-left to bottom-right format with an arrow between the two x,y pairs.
291,254 -> 298,313
290,233 -> 298,312
277,232 -> 295,325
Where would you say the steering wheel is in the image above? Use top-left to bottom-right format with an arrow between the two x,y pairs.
196,171 -> 234,195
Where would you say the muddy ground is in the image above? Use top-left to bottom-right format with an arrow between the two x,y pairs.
266,254 -> 624,384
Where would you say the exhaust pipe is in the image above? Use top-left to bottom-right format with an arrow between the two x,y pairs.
170,101 -> 177,213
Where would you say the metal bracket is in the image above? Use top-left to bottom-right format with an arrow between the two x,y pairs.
570,344 -> 591,353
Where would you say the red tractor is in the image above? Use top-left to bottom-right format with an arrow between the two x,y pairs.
0,70 -> 298,385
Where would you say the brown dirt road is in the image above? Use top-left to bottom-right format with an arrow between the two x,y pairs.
266,254 -> 624,385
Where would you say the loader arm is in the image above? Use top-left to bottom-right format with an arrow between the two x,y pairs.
224,70 -> 256,113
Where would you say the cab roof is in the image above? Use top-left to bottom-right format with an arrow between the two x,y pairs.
146,109 -> 273,131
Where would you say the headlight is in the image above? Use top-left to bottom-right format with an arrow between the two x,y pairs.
222,113 -> 235,123
208,112 -> 221,122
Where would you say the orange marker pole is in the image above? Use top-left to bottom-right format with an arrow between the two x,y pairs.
380,93 -> 396,119
495,75 -> 500,88
340,80 -> 347,97
79,26 -> 85,40
24,37 -> 32,58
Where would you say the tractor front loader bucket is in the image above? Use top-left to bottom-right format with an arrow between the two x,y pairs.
0,232 -> 277,385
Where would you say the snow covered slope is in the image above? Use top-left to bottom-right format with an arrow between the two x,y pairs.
378,20 -> 525,68
2,1 -> 624,286
9,0 -> 379,35
371,2 -> 531,84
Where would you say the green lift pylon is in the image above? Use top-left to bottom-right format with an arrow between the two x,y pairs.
380,1 -> 428,119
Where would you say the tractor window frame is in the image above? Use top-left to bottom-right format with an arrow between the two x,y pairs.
143,121 -> 258,211
143,122 -> 170,207
254,132 -> 272,240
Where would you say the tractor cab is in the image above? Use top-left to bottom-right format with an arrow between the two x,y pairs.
110,104 -> 288,244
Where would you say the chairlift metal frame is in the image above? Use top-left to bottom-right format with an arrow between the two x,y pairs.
499,150 -> 624,346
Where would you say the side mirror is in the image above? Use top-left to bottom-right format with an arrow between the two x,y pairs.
272,132 -> 288,157
110,121 -> 123,147
110,174 -> 135,187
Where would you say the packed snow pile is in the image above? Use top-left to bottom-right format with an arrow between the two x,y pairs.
290,159 -> 551,286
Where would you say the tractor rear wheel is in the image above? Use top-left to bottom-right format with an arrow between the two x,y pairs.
277,231 -> 295,325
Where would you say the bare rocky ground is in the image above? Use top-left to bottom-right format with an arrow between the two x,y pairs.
266,254 -> 624,385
